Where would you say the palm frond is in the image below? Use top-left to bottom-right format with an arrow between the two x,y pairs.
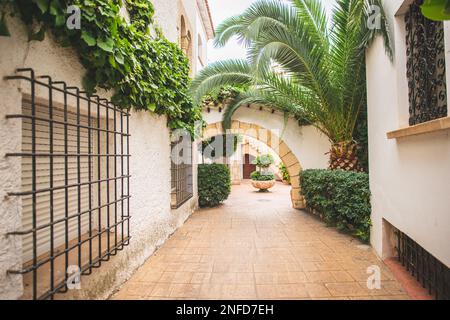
291,0 -> 329,49
189,60 -> 253,105
362,0 -> 394,60
214,0 -> 301,48
192,0 -> 394,145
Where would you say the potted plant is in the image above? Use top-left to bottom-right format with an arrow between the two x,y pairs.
250,154 -> 276,191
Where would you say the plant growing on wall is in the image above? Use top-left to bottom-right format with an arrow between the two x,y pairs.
190,0 -> 393,170
201,85 -> 248,106
278,162 -> 290,184
0,0 -> 202,135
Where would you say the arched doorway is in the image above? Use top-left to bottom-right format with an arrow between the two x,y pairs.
203,120 -> 305,209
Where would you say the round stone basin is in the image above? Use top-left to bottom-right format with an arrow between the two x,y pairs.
251,180 -> 275,191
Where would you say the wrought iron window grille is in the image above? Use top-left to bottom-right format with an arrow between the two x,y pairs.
405,0 -> 448,125
396,230 -> 450,300
4,68 -> 131,300
170,137 -> 193,209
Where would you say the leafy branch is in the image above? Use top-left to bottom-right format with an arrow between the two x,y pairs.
0,0 -> 202,134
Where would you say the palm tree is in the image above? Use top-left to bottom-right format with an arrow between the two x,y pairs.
190,0 -> 392,171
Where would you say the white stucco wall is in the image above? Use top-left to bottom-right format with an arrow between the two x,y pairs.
152,0 -> 210,75
367,0 -> 450,266
180,0 -> 210,75
0,7 -> 198,299
152,0 -> 179,42
202,107 -> 330,171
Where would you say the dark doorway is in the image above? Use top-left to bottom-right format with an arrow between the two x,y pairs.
243,153 -> 256,179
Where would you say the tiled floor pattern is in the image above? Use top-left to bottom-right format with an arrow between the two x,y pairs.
112,181 -> 410,300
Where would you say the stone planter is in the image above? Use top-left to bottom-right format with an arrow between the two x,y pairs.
251,180 -> 275,191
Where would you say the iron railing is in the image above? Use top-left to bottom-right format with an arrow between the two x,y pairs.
170,138 -> 193,209
396,230 -> 450,300
4,68 -> 131,300
405,0 -> 448,125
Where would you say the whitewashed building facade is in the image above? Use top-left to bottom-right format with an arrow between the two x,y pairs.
366,0 -> 450,298
0,0 -> 214,300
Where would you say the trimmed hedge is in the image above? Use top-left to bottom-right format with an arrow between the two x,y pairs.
300,169 -> 371,242
198,164 -> 231,207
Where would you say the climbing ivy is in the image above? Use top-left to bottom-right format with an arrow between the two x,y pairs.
0,0 -> 202,135
201,85 -> 247,106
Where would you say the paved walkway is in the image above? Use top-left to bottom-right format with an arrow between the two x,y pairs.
112,181 -> 409,300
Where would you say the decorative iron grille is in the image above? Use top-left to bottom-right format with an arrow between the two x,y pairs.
396,230 -> 450,300
405,0 -> 448,125
170,138 -> 193,209
5,68 -> 131,300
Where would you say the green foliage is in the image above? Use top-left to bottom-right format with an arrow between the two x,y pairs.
301,169 -> 372,242
0,0 -> 13,36
278,162 -> 290,183
354,105 -> 369,172
250,171 -> 275,181
1,0 -> 201,134
251,154 -> 275,181
202,85 -> 248,106
421,0 -> 450,21
191,0 -> 393,152
201,134 -> 239,159
252,154 -> 274,169
198,164 -> 231,207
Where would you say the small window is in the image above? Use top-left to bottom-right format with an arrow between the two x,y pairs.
170,138 -> 193,209
405,0 -> 448,125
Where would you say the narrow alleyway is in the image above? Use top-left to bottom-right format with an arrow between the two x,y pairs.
112,181 -> 409,300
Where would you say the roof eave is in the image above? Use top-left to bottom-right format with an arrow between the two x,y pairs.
197,0 -> 215,40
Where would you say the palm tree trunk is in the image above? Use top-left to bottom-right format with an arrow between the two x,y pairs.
328,140 -> 363,172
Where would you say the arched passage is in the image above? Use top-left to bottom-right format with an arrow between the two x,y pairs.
203,120 -> 305,209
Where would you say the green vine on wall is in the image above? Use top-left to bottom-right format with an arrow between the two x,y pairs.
0,0 -> 202,135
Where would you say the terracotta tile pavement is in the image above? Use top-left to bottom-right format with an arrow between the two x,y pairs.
112,181 -> 413,300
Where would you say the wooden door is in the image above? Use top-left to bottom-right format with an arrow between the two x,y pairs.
243,153 -> 256,179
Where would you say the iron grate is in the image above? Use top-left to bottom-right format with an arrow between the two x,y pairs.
170,138 -> 193,209
396,230 -> 450,300
4,68 -> 131,300
405,0 -> 448,125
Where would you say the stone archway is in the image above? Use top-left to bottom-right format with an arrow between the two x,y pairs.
203,120 -> 305,209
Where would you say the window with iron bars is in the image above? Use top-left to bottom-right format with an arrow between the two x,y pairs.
396,229 -> 450,300
405,0 -> 448,126
5,68 -> 131,300
170,137 -> 193,209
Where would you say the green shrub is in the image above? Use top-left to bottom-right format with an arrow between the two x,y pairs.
252,154 -> 274,168
278,162 -> 290,183
198,164 -> 231,207
300,169 -> 371,242
250,171 -> 275,181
